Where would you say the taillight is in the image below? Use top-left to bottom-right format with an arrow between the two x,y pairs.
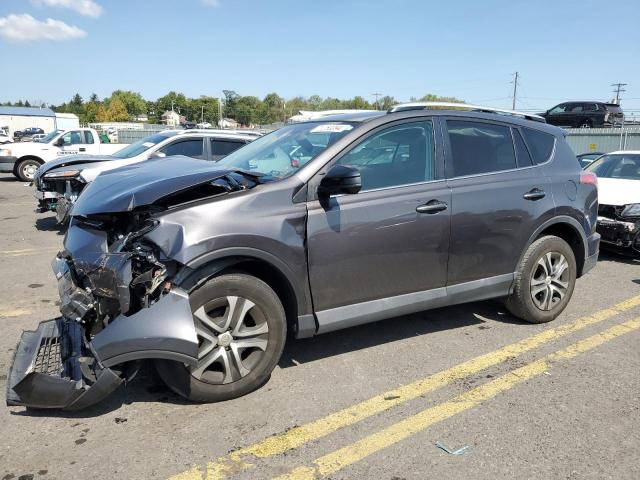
580,171 -> 598,186
604,112 -> 610,122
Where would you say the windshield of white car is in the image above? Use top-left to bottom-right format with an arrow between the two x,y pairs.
586,154 -> 640,180
112,133 -> 174,159
40,130 -> 62,144
215,122 -> 356,178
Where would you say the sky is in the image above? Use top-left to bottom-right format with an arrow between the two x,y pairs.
1,0 -> 639,114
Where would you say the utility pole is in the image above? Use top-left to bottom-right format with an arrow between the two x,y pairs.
611,83 -> 627,104
218,97 -> 223,129
371,93 -> 382,110
511,72 -> 519,110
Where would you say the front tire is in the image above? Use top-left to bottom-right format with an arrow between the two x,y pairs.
505,236 -> 576,324
15,158 -> 41,181
155,273 -> 286,402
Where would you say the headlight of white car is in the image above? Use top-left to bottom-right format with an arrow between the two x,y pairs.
44,169 -> 80,179
621,203 -> 640,218
0,148 -> 12,156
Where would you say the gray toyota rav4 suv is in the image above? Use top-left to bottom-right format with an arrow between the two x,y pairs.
7,103 -> 600,410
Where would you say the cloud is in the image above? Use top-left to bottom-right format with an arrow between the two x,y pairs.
201,0 -> 221,7
31,0 -> 103,18
0,14 -> 87,42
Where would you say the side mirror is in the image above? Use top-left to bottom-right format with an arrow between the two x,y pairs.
149,151 -> 167,159
55,137 -> 65,147
318,165 -> 362,197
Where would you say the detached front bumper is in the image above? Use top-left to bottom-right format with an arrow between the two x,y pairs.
6,254 -> 198,410
0,155 -> 17,173
597,216 -> 640,253
6,318 -> 123,410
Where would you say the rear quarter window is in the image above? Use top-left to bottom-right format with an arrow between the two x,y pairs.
522,128 -> 555,164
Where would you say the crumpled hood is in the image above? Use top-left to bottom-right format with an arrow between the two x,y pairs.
72,155 -> 237,215
597,177 -> 640,206
35,154 -> 115,181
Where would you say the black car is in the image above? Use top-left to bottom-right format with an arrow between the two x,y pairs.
13,127 -> 44,139
7,103 -> 600,410
577,152 -> 604,168
539,102 -> 624,128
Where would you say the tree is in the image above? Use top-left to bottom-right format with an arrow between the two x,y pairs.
235,96 -> 261,126
419,93 -> 465,103
222,90 -> 240,120
108,90 -> 147,117
260,92 -> 285,124
96,98 -> 129,122
381,96 -> 397,110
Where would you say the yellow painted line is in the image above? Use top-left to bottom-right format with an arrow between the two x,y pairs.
0,308 -> 31,318
0,247 -> 59,257
169,295 -> 640,480
277,316 -> 640,479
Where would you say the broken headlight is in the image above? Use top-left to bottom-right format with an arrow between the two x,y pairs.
44,169 -> 80,179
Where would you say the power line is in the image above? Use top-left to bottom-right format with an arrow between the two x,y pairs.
511,72 -> 519,110
611,82 -> 627,104
371,93 -> 382,110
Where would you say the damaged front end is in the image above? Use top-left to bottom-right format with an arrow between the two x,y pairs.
7,211 -> 198,410
34,170 -> 85,224
9,159 -> 262,410
597,204 -> 640,253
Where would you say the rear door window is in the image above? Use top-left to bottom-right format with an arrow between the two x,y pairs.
446,120 -> 516,177
83,131 -> 95,144
160,138 -> 204,159
211,139 -> 245,161
522,128 -> 555,165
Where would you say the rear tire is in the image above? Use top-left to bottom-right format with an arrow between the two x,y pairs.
155,273 -> 286,402
505,236 -> 576,324
15,158 -> 41,181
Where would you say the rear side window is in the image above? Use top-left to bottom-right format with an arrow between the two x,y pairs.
513,129 -> 533,167
522,128 -> 555,164
83,131 -> 95,144
211,139 -> 244,161
446,120 -> 516,177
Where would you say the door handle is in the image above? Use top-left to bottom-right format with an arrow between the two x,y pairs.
523,188 -> 546,201
416,200 -> 448,214
79,147 -> 86,152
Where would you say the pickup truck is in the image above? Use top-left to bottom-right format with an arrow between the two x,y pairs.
0,128 -> 126,181
33,129 -> 260,224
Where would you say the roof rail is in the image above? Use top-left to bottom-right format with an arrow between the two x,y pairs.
176,128 -> 263,136
388,102 -> 546,123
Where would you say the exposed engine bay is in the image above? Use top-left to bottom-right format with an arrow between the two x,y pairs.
597,204 -> 640,253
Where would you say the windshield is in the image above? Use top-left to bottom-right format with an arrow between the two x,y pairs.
41,130 -> 62,144
216,121 -> 356,178
586,154 -> 640,180
112,133 -> 174,159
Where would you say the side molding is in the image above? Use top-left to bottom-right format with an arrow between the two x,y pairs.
315,273 -> 514,334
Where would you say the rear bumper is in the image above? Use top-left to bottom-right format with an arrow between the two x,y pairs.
6,318 -> 123,410
581,232 -> 600,275
0,155 -> 17,173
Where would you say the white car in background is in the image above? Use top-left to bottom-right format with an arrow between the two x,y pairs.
586,151 -> 640,254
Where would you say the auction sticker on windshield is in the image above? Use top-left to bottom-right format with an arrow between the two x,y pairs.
310,124 -> 354,133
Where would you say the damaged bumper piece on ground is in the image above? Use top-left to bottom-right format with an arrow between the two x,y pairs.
6,239 -> 198,410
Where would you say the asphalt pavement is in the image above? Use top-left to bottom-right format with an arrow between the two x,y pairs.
0,173 -> 638,480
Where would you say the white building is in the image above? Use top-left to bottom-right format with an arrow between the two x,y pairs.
161,110 -> 181,127
54,112 -> 80,131
218,117 -> 239,129
0,106 -> 56,136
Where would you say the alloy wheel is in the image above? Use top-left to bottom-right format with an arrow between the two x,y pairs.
530,252 -> 570,311
191,295 -> 269,384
